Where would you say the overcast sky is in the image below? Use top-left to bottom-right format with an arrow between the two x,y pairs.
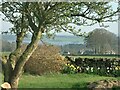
0,2 -> 118,36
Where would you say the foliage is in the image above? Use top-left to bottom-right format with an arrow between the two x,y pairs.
66,57 -> 120,77
62,63 -> 80,74
61,44 -> 86,55
24,45 -> 67,75
1,2 -> 119,36
85,28 -> 118,54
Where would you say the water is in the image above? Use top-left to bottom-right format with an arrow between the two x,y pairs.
1,34 -> 84,46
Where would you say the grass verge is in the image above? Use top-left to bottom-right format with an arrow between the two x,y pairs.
19,73 -> 119,88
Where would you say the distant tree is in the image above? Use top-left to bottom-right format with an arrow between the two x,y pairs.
61,44 -> 86,55
1,2 -> 119,89
85,28 -> 118,54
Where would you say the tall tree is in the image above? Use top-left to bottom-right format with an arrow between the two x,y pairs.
85,28 -> 118,54
1,2 -> 119,89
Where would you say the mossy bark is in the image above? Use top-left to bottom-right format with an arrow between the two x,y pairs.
2,32 -> 25,83
2,30 -> 42,89
10,31 -> 42,89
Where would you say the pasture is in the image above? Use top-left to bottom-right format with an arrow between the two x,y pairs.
18,73 -> 120,88
69,55 -> 119,59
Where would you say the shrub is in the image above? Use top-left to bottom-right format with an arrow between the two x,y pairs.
65,57 -> 120,76
62,63 -> 80,74
24,45 -> 67,75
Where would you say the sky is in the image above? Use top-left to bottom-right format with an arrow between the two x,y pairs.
58,2 -> 119,35
0,2 -> 119,36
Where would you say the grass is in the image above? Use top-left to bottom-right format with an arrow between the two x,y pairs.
69,55 -> 119,59
18,73 -> 119,88
0,52 -> 119,88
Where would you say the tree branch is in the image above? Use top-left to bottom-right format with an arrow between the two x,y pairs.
27,15 -> 38,32
71,9 -> 119,23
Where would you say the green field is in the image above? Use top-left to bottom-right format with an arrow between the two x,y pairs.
18,73 -> 120,88
1,52 -> 120,88
1,73 -> 120,88
69,55 -> 119,59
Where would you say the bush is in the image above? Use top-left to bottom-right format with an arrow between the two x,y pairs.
62,63 -> 81,74
24,45 -> 67,75
64,57 -> 120,76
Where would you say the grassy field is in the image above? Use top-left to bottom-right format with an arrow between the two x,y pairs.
1,52 -> 119,59
18,73 -> 120,88
1,73 -> 120,88
69,55 -> 119,59
1,52 -> 120,88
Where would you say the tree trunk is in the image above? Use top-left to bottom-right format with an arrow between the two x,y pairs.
9,31 -> 42,89
2,33 -> 25,84
9,31 -> 25,70
9,78 -> 19,90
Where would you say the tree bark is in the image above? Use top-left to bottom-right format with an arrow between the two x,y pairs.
2,56 -> 10,82
9,31 -> 42,89
9,32 -> 25,70
3,32 -> 25,84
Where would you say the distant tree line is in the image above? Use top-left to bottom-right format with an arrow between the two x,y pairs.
1,28 -> 118,55
61,28 -> 119,55
61,44 -> 86,55
1,40 -> 15,52
85,28 -> 118,55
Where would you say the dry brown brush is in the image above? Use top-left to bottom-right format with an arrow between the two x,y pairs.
24,45 -> 67,75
